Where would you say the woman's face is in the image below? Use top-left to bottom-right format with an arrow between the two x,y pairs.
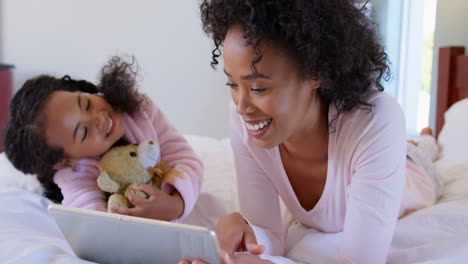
42,91 -> 125,161
223,25 -> 321,148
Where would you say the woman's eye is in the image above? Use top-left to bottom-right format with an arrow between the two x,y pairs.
250,82 -> 267,93
225,82 -> 238,88
251,88 -> 267,93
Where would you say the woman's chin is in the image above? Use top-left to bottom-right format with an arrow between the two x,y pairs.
251,135 -> 279,149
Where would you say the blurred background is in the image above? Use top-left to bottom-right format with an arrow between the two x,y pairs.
0,0 -> 467,139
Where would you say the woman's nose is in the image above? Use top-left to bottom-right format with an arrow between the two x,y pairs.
235,91 -> 254,115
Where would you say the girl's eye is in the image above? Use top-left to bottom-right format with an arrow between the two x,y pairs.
86,99 -> 91,111
81,127 -> 88,142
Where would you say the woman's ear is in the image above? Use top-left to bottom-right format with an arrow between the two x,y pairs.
53,159 -> 78,170
309,79 -> 321,90
302,78 -> 321,91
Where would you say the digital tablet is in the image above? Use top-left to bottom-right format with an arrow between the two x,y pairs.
48,204 -> 221,264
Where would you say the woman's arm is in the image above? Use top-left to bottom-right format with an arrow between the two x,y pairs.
229,103 -> 286,256
341,96 -> 407,264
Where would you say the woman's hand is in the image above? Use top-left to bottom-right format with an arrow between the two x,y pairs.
179,251 -> 273,264
224,252 -> 273,264
110,184 -> 184,221
216,212 -> 265,256
179,213 -> 270,264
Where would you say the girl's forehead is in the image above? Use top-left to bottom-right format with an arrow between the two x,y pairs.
42,92 -> 76,121
45,90 -> 75,106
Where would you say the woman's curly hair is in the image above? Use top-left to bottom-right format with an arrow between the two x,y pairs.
200,0 -> 390,116
4,56 -> 143,203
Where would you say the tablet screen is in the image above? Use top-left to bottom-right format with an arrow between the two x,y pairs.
49,204 -> 221,264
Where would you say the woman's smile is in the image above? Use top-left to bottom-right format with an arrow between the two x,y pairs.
244,118 -> 272,138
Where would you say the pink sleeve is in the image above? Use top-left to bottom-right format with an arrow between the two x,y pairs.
53,159 -> 107,211
147,101 -> 204,220
341,97 -> 407,263
230,104 -> 285,256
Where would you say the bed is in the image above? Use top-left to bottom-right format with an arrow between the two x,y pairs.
1,47 -> 468,264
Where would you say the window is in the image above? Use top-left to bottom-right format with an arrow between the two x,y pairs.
370,0 -> 437,137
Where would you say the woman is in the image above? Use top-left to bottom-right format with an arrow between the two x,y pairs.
185,0 -> 437,263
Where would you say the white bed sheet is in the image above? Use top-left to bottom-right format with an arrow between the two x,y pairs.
1,135 -> 468,264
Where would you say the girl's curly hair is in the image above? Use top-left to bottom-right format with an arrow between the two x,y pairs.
200,0 -> 390,116
4,56 -> 143,203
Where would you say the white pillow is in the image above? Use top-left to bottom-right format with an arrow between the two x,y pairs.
437,98 -> 468,164
0,153 -> 42,193
434,159 -> 468,202
182,135 -> 239,229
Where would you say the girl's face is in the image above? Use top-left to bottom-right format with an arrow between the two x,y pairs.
43,91 -> 125,161
223,25 -> 321,148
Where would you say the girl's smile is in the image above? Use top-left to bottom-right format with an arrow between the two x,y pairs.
43,91 -> 125,160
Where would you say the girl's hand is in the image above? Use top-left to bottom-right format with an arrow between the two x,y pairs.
179,251 -> 273,264
216,212 -> 265,256
110,184 -> 184,221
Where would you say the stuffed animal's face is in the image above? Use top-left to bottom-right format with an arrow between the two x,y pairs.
98,140 -> 161,192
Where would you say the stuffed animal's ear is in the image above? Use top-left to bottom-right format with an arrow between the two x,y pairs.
97,171 -> 120,193
137,140 -> 161,168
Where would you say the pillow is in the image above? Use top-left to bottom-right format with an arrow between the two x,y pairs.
434,159 -> 468,202
437,98 -> 468,164
0,153 -> 42,193
182,135 -> 239,229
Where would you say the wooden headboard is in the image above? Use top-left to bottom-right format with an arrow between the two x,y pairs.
435,46 -> 468,136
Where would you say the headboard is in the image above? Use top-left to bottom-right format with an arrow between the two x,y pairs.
435,46 -> 468,137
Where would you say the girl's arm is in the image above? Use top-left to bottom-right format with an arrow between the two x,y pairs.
147,100 -> 204,221
53,159 -> 107,211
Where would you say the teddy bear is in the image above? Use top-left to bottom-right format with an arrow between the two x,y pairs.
96,139 -> 180,212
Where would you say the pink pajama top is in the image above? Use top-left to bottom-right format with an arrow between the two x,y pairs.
230,91 -> 435,263
54,97 -> 203,220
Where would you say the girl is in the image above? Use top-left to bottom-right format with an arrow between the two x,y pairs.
5,57 -> 203,222
187,0 -> 438,263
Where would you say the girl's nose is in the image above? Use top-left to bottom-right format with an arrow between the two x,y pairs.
93,111 -> 107,132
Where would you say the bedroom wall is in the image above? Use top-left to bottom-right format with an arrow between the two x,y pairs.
429,0 -> 468,130
1,0 -> 230,138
